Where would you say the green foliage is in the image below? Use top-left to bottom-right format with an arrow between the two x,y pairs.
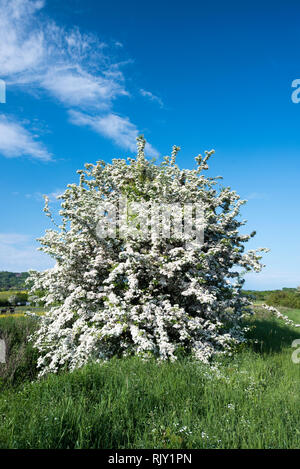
242,289 -> 273,302
243,288 -> 300,309
0,272 -> 29,291
0,317 -> 39,388
28,289 -> 46,307
0,291 -> 28,307
0,308 -> 300,448
266,290 -> 300,309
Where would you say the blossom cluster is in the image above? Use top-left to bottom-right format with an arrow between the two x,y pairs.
28,136 -> 267,376
260,304 -> 300,327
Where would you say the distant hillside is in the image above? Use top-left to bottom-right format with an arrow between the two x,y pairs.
243,287 -> 300,309
0,271 -> 30,291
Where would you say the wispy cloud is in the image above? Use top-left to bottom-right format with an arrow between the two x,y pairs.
0,0 -> 159,155
69,110 -> 159,157
0,232 -> 54,271
245,269 -> 300,290
47,188 -> 64,201
0,233 -> 30,245
0,114 -> 52,160
0,0 -> 45,76
25,188 -> 64,202
140,89 -> 163,108
246,192 -> 269,201
1,1 -> 126,109
40,67 -> 127,109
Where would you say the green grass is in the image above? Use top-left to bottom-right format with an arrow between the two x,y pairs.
0,307 -> 300,449
276,306 -> 300,324
0,290 -> 27,307
0,306 -> 47,318
0,316 -> 39,388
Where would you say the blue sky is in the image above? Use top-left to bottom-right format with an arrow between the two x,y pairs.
0,0 -> 299,289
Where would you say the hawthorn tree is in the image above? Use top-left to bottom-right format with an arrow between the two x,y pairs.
28,137 -> 267,376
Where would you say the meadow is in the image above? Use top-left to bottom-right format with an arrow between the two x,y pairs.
0,290 -> 28,307
0,304 -> 300,449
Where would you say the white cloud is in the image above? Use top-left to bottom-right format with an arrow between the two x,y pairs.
0,233 -> 30,245
0,114 -> 52,160
25,188 -> 64,202
0,0 -> 45,75
40,67 -> 127,109
140,89 -> 163,108
0,0 -> 159,157
0,232 -> 54,271
246,192 -> 269,201
0,0 -> 127,110
69,110 -> 159,157
47,188 -> 64,201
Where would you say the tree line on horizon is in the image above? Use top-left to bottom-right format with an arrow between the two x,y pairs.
0,271 -> 299,309
0,271 -> 29,291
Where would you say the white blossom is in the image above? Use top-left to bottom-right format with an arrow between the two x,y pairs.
28,136 -> 267,376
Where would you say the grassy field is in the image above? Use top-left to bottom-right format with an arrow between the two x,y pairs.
0,306 -> 46,318
0,306 -> 300,449
0,290 -> 28,306
277,306 -> 300,323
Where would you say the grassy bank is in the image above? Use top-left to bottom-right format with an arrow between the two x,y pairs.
0,316 -> 39,388
0,307 -> 300,449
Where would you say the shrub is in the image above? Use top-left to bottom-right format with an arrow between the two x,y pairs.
0,317 -> 39,388
0,291 -> 28,307
28,137 -> 267,376
0,272 -> 29,291
266,290 -> 300,309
